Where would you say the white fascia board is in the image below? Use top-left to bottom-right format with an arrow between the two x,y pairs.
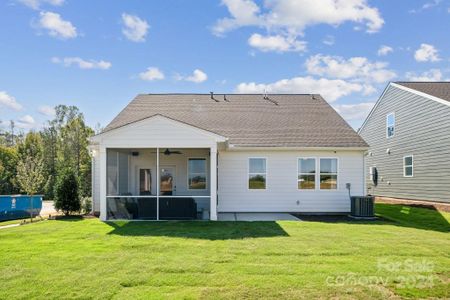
226,146 -> 368,151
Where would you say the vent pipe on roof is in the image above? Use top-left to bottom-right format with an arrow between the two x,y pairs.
224,94 -> 229,102
210,92 -> 219,102
262,92 -> 279,106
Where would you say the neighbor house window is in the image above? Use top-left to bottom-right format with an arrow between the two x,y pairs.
249,158 -> 266,189
188,158 -> 207,189
298,158 -> 316,189
403,156 -> 413,177
320,158 -> 338,190
387,113 -> 395,138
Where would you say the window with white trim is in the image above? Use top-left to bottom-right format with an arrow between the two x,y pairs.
320,158 -> 338,190
298,158 -> 316,190
188,158 -> 206,189
403,156 -> 413,177
387,113 -> 395,138
249,158 -> 266,189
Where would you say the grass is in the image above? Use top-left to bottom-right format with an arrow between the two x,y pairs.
0,204 -> 449,299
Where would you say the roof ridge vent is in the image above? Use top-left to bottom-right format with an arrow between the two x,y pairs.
210,92 -> 219,102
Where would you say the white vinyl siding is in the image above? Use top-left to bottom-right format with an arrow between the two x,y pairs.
218,150 -> 364,213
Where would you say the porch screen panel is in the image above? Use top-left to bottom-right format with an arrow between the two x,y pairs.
107,150 -> 118,195
118,152 -> 129,195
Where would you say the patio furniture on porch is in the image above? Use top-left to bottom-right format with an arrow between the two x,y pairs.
159,197 -> 197,220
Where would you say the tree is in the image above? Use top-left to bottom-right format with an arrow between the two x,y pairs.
0,146 -> 19,194
54,169 -> 80,215
16,132 -> 47,196
16,153 -> 46,196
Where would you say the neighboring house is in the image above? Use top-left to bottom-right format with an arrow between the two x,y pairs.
359,82 -> 450,203
90,93 -> 368,221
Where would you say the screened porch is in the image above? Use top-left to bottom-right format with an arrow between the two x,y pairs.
105,148 -> 212,220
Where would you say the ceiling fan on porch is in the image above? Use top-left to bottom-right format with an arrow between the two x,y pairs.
151,148 -> 183,156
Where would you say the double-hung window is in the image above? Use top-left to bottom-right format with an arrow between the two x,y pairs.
298,158 -> 316,189
403,156 -> 413,177
387,113 -> 395,138
188,158 -> 207,189
320,158 -> 338,190
249,158 -> 266,189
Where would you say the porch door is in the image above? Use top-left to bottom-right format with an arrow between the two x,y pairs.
160,166 -> 176,196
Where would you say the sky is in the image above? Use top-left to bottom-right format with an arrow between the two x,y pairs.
0,0 -> 449,131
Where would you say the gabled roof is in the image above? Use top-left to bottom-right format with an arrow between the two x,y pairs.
395,82 -> 450,102
102,94 -> 368,148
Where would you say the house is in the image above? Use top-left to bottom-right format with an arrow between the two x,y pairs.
359,82 -> 450,203
90,93 -> 368,221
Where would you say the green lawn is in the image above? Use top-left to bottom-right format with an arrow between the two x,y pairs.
0,204 -> 449,299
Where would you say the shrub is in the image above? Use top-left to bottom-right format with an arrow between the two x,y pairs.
81,197 -> 92,215
54,170 -> 80,215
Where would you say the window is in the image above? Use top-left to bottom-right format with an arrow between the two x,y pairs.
387,113 -> 395,138
320,158 -> 338,190
403,156 -> 413,177
298,158 -> 316,189
188,158 -> 207,189
249,158 -> 266,189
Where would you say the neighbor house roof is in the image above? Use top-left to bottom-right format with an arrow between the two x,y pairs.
102,94 -> 367,148
395,82 -> 450,102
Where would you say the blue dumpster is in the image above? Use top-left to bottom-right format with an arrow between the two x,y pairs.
0,195 -> 43,221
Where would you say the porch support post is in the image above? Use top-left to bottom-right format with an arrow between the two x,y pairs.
99,146 -> 107,221
210,145 -> 218,221
156,147 -> 159,221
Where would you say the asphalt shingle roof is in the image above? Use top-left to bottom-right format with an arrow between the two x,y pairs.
103,94 -> 368,148
395,82 -> 450,102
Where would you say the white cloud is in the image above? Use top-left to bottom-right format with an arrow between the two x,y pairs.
322,35 -> 335,46
176,69 -> 208,83
235,76 -> 365,102
0,91 -> 23,111
377,45 -> 393,56
51,57 -> 112,70
410,0 -> 442,13
333,102 -> 375,121
38,105 -> 56,117
213,0 -> 384,36
305,54 -> 396,84
139,67 -> 165,81
121,13 -> 149,42
37,11 -> 77,39
414,43 -> 440,62
248,33 -> 306,52
406,69 -> 442,81
18,0 -> 64,10
16,115 -> 36,129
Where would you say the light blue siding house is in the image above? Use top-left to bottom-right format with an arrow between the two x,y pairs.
359,82 -> 450,203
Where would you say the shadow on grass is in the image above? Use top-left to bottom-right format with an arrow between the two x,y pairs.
296,204 -> 449,233
54,215 -> 84,222
106,221 -> 289,240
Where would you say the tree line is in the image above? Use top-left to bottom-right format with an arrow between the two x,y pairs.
0,105 -> 95,212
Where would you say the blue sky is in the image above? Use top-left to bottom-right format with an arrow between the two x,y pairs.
0,0 -> 449,131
